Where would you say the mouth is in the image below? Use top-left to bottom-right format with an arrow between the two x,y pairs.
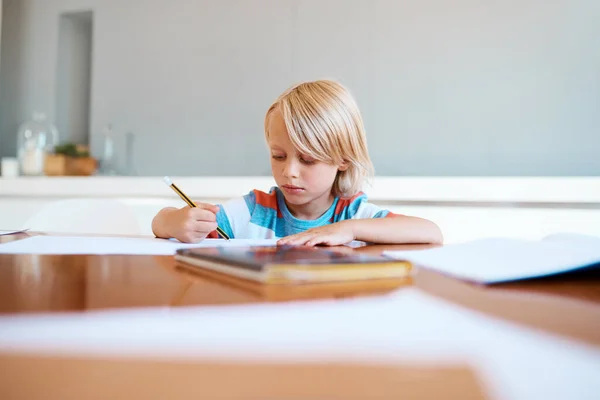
282,184 -> 305,193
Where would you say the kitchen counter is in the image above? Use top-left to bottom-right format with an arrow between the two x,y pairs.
1,176 -> 598,204
1,176 -> 599,241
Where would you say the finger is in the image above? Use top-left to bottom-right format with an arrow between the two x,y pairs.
193,202 -> 220,213
189,208 -> 217,222
188,234 -> 206,243
184,219 -> 217,233
278,234 -> 300,245
282,234 -> 314,246
277,234 -> 297,245
179,232 -> 204,244
306,235 -> 339,247
278,237 -> 307,246
193,221 -> 218,233
306,237 -> 328,247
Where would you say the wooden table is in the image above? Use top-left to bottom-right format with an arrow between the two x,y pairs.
1,231 -> 599,399
1,231 -> 599,345
0,232 -> 429,311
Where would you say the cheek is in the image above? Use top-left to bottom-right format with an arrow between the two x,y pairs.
305,165 -> 338,184
270,160 -> 282,175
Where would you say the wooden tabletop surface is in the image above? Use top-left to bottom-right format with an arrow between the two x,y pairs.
1,231 -> 598,399
1,231 -> 599,347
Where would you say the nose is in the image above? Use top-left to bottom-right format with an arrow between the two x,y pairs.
282,158 -> 300,179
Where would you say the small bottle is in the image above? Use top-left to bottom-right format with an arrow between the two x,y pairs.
16,112 -> 59,176
98,124 -> 119,175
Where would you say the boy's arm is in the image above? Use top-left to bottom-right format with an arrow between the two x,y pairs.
345,215 -> 443,245
278,199 -> 443,246
278,214 -> 443,247
154,190 -> 257,241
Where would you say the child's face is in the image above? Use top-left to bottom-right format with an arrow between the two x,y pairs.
267,110 -> 344,208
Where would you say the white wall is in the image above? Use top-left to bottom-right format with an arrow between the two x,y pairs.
1,0 -> 599,176
55,11 -> 92,146
0,0 -> 3,74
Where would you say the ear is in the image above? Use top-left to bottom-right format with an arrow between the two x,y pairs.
338,160 -> 350,172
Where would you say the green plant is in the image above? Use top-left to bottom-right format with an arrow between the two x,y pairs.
54,143 -> 90,158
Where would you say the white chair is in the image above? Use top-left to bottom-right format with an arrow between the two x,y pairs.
22,198 -> 142,236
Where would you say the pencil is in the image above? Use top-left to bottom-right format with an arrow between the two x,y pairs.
163,176 -> 230,240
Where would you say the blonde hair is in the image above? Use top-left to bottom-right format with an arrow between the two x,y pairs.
264,80 -> 374,198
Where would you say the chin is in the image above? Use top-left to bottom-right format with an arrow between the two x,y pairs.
281,193 -> 306,204
280,191 -> 311,205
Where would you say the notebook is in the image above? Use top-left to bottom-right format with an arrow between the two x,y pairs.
384,233 -> 600,284
174,245 -> 412,284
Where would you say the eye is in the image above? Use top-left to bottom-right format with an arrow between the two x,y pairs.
300,156 -> 316,165
271,154 -> 285,161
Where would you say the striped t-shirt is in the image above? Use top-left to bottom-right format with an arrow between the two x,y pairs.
207,186 -> 397,239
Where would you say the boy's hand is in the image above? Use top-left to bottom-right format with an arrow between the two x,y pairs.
277,221 -> 355,247
167,202 -> 220,243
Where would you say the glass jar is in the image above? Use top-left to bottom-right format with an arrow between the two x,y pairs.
16,112 -> 59,176
98,123 -> 119,175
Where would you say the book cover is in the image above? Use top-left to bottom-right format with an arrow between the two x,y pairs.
175,245 -> 412,284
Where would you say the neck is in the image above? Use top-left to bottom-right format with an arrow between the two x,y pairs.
285,190 -> 335,220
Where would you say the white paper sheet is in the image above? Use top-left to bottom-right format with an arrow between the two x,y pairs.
385,233 -> 600,284
0,235 -> 278,255
0,229 -> 29,236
